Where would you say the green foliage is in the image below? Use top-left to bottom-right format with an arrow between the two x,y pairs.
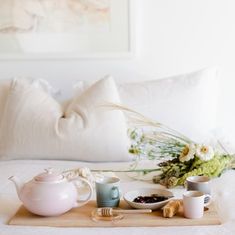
128,128 -> 185,160
153,154 -> 233,188
128,128 -> 234,188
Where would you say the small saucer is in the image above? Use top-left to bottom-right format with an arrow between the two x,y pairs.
124,188 -> 174,210
91,209 -> 124,222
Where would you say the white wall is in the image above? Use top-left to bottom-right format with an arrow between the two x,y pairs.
0,0 -> 234,142
138,0 -> 235,143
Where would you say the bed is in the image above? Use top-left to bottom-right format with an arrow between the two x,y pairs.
0,68 -> 234,234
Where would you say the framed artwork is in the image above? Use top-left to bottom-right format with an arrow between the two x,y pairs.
0,0 -> 134,59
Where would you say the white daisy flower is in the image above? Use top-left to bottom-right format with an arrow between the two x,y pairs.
196,144 -> 214,161
179,144 -> 196,162
79,167 -> 92,178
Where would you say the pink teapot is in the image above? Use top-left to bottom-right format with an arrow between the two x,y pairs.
9,168 -> 93,216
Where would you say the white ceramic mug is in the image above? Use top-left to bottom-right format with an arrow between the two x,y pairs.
183,190 -> 212,219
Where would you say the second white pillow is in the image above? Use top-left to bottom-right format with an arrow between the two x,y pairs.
118,68 -> 218,142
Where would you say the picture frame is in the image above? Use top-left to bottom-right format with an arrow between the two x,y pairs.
0,0 -> 135,60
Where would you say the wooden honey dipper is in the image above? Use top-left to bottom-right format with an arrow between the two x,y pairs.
97,208 -> 152,217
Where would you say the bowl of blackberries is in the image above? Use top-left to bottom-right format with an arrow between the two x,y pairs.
123,188 -> 174,210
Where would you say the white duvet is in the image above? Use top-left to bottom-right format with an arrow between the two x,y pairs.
0,160 -> 235,235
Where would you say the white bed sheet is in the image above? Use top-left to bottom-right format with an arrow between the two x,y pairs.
0,160 -> 235,235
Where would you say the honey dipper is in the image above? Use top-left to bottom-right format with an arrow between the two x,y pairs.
97,208 -> 152,217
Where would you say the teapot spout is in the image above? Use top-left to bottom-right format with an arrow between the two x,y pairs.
8,176 -> 24,200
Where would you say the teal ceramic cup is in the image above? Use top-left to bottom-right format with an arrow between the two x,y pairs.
95,177 -> 120,208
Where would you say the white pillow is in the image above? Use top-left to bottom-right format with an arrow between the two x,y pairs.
0,77 -> 60,114
118,68 -> 218,142
0,76 -> 131,162
0,79 -> 10,117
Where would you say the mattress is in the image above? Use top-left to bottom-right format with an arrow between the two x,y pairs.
0,160 -> 235,235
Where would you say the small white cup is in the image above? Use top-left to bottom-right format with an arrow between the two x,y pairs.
186,176 -> 211,195
183,190 -> 212,219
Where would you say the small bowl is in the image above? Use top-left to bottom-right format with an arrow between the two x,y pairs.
123,188 -> 174,210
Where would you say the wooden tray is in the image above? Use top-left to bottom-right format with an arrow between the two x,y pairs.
8,200 -> 221,227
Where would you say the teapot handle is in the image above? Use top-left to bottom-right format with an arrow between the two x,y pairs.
72,176 -> 93,208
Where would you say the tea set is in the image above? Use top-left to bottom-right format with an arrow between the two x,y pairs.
9,168 -> 212,220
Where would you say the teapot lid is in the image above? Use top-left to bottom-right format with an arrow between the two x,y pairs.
34,168 -> 64,182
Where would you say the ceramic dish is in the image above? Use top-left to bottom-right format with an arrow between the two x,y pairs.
123,188 -> 174,210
